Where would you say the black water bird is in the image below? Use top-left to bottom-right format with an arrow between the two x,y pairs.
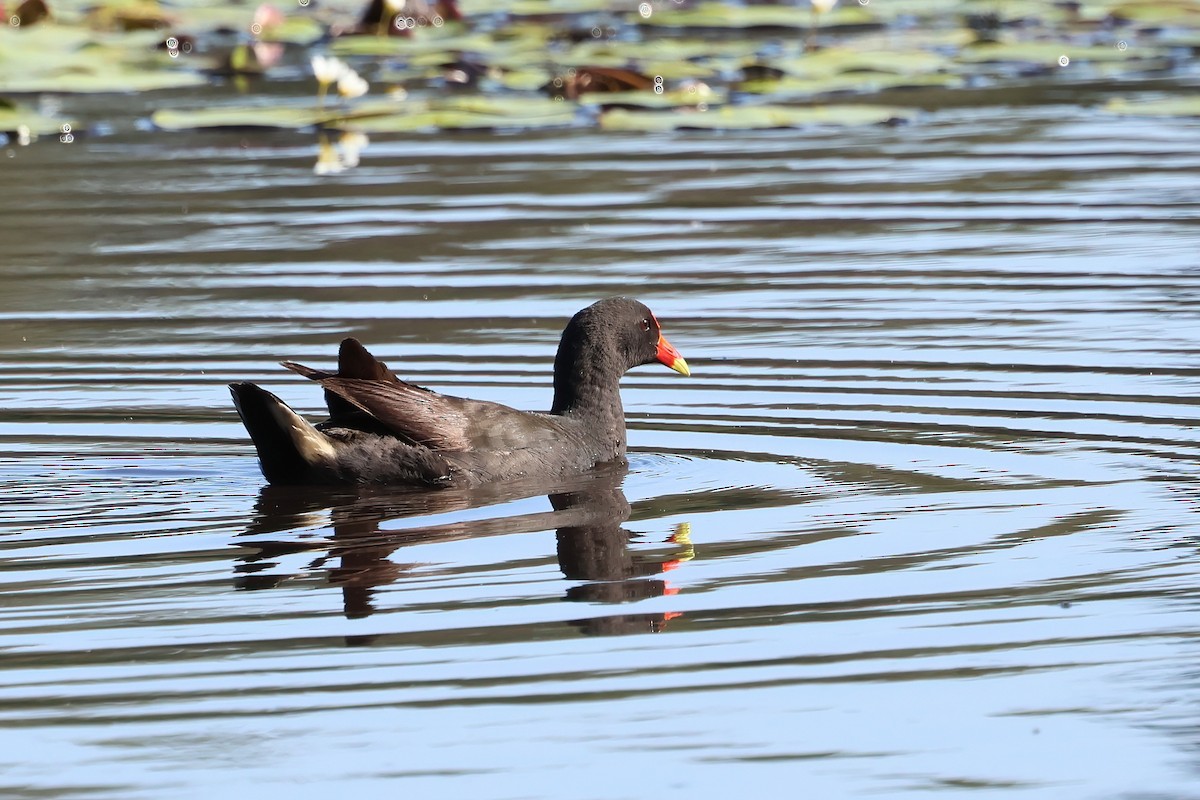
229,297 -> 690,486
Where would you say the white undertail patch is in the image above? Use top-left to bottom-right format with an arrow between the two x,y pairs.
266,401 -> 337,465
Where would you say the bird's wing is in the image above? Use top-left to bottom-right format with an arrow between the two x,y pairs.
282,337 -> 411,426
317,377 -> 474,451
282,337 -> 564,453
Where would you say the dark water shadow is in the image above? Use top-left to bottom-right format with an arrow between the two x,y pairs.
234,466 -> 690,639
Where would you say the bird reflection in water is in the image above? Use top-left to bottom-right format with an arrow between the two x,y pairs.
234,467 -> 691,638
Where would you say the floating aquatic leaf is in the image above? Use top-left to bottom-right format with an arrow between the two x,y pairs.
1107,0 -> 1200,23
258,15 -> 326,45
340,95 -> 578,131
637,2 -> 874,29
500,0 -> 618,16
599,104 -> 911,132
772,47 -> 952,79
160,3 -> 254,33
863,0 -> 1080,25
1,0 -> 1198,133
0,64 -> 207,93
639,60 -> 723,82
86,0 -> 175,32
570,37 -> 764,63
0,23 -> 93,61
0,25 -> 207,92
494,67 -> 550,92
151,99 -> 403,130
583,87 -> 723,109
330,31 -> 493,57
0,98 -> 73,135
739,71 -> 963,98
1104,96 -> 1200,118
151,94 -> 576,132
152,105 -> 329,130
957,40 -> 1152,65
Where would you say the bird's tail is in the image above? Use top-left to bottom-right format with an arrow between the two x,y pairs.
229,382 -> 336,484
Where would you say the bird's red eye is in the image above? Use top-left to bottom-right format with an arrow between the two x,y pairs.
641,318 -> 652,332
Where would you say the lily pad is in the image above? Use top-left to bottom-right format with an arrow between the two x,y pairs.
862,0 -> 1081,25
259,16 -> 326,45
501,0 -> 618,15
0,63 -> 207,93
151,99 -> 404,130
340,95 -> 578,131
772,47 -> 953,79
344,106 -> 578,131
152,95 -> 578,132
956,40 -> 1150,66
637,2 -> 875,29
0,98 -> 74,135
640,61 -> 724,82
1107,0 -> 1200,23
0,24 -> 206,93
562,37 -> 764,65
329,31 -> 492,57
494,67 -> 552,92
1104,96 -> 1200,118
599,103 -> 912,132
86,0 -> 175,32
739,71 -> 963,98
583,87 -> 723,109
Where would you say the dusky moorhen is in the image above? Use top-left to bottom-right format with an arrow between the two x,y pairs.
229,297 -> 689,486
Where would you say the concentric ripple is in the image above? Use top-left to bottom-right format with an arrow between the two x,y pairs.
2,101 -> 1199,798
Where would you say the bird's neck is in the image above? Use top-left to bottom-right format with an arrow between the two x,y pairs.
551,344 -> 627,458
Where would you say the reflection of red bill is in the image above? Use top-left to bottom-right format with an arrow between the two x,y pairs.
663,611 -> 684,621
655,333 -> 690,376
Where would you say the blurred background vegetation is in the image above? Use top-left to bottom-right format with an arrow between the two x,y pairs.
1,0 -> 1198,141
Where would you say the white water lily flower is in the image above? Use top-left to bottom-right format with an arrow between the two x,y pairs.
337,69 -> 369,99
811,0 -> 837,12
311,54 -> 349,86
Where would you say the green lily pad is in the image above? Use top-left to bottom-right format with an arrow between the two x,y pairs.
329,31 -> 490,57
152,99 -> 404,130
0,98 -> 74,135
1107,0 -> 1200,23
0,24 -> 207,93
86,0 -> 176,32
740,71 -> 963,98
153,95 -> 578,132
575,37 -> 763,62
638,61 -> 723,82
344,106 -> 577,131
599,103 -> 912,132
957,40 -> 1150,65
259,16 -> 326,45
494,67 -> 554,92
0,63 -> 207,93
636,2 -> 875,29
772,47 -> 952,79
153,105 -> 330,130
584,87 -> 723,109
500,0 -> 620,16
863,0 -> 1083,25
1104,96 -> 1200,117
337,95 -> 577,131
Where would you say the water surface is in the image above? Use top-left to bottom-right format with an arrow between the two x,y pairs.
2,94 -> 1200,798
